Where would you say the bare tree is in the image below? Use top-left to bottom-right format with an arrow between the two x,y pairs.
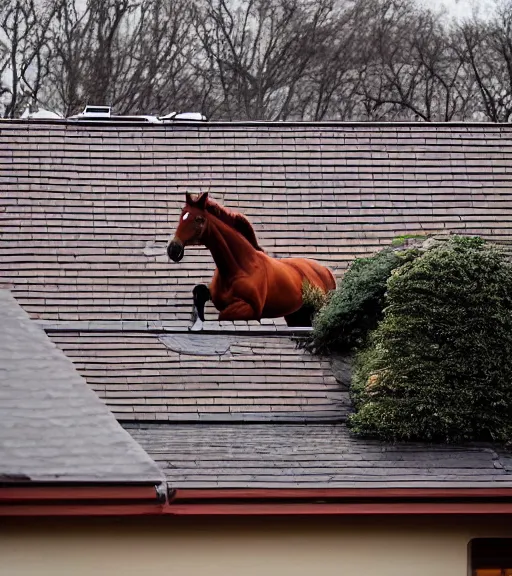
109,0 -> 208,115
193,0 -> 336,120
48,0 -> 137,116
3,0 -> 511,122
355,0 -> 476,121
48,0 -> 207,117
47,1 -> 89,115
411,14 -> 476,121
292,1 -> 365,120
456,1 -> 512,122
0,0 -> 59,118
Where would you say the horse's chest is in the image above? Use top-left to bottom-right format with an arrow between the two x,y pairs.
210,271 -> 256,311
212,292 -> 229,311
210,277 -> 234,310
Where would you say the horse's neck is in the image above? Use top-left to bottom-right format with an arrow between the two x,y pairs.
203,217 -> 257,278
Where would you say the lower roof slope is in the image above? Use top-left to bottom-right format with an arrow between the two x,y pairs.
128,423 -> 512,489
0,290 -> 163,483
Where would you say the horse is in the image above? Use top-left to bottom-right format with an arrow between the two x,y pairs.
167,192 -> 336,328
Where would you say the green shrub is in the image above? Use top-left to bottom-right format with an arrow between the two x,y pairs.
304,248 -> 419,354
349,236 -> 512,444
391,234 -> 427,247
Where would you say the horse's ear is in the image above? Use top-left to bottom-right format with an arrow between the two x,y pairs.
185,192 -> 194,206
196,192 -> 208,210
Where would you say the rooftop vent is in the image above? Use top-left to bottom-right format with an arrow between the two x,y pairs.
66,106 -> 207,123
159,112 -> 207,122
68,105 -> 111,119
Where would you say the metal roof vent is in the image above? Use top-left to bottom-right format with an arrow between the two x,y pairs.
68,105 -> 112,119
159,111 -> 207,122
66,106 -> 206,123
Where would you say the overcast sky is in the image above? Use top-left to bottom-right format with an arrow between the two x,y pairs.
429,0 -> 496,20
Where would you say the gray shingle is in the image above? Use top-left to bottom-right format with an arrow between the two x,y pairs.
128,423 -> 512,489
0,290 -> 164,482
47,331 -> 347,423
2,121 -> 512,327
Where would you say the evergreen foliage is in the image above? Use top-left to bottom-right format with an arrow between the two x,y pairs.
349,237 -> 512,443
305,248 -> 419,354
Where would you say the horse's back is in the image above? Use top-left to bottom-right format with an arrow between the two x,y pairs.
279,257 -> 336,292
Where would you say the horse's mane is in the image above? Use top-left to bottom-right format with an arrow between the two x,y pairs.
205,198 -> 264,252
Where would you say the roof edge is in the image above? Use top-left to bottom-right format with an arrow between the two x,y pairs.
5,486 -> 512,517
2,118 -> 512,128
171,487 -> 512,501
165,502 -> 512,516
0,482 -> 167,517
165,487 -> 512,516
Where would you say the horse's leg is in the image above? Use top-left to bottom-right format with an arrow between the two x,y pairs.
218,299 -> 258,322
284,306 -> 314,327
190,284 -> 210,331
193,284 -> 210,321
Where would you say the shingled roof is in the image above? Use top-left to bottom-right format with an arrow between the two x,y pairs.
128,424 -> 512,489
2,119 -> 512,489
0,290 -> 163,483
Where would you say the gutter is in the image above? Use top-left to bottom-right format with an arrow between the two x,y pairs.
0,483 -> 167,517
164,487 -> 512,516
3,485 -> 512,517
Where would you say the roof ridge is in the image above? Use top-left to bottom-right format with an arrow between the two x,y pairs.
3,119 -> 512,128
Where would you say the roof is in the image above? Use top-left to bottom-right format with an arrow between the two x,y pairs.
1,119 -> 512,490
49,331 -> 347,422
2,120 -> 511,331
129,423 -> 512,489
0,289 -> 164,483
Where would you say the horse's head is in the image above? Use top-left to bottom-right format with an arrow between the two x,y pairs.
167,192 -> 209,262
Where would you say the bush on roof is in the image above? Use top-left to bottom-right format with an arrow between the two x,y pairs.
349,236 -> 512,444
304,246 -> 420,354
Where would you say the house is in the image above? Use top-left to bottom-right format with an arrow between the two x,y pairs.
1,119 -> 512,575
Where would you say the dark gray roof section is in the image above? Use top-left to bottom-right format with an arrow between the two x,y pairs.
0,291 -> 164,482
128,423 -> 512,489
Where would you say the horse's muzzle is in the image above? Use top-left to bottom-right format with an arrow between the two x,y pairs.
167,239 -> 184,262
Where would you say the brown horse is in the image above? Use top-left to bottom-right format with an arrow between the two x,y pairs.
167,192 -> 336,328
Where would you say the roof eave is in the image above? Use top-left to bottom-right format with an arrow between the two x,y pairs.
3,486 -> 512,516
165,501 -> 512,516
0,482 -> 167,517
164,486 -> 512,516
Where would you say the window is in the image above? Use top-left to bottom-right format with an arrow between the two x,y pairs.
471,539 -> 512,576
